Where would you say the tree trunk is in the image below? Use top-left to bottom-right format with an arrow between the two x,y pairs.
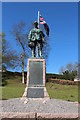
21,52 -> 24,84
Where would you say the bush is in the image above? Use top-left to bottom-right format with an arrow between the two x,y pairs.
47,78 -> 79,85
2,77 -> 7,86
63,70 -> 77,80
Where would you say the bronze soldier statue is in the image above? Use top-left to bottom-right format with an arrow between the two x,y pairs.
28,21 -> 45,58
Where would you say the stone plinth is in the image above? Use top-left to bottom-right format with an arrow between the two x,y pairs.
23,58 -> 49,98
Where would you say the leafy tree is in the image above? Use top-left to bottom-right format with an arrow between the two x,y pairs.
71,70 -> 77,80
59,62 -> 78,80
63,70 -> 70,80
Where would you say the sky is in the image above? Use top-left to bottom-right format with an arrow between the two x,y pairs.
2,2 -> 78,74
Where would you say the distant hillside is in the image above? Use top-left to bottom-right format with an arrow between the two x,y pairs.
46,73 -> 64,79
2,71 -> 64,80
2,71 -> 79,86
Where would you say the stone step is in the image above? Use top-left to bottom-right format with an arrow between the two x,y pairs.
0,112 -> 79,120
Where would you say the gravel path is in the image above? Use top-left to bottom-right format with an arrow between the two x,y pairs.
0,98 -> 78,113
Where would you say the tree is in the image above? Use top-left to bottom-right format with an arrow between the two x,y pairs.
11,21 -> 30,83
66,62 -> 73,73
73,62 -> 78,72
59,66 -> 64,75
1,32 -> 19,70
63,70 -> 70,80
59,62 -> 78,80
71,70 -> 77,80
63,70 -> 77,80
0,32 -> 20,86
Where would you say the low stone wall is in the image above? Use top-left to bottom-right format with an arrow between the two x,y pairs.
47,78 -> 80,85
0,112 -> 79,120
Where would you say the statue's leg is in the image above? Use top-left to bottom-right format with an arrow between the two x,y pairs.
31,47 -> 35,58
38,43 -> 42,58
34,46 -> 36,57
36,43 -> 39,57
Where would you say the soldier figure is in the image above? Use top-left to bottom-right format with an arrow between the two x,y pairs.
28,21 -> 45,58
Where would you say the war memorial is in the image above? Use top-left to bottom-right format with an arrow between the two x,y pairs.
22,21 -> 49,99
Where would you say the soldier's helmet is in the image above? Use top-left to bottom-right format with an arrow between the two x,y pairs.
34,21 -> 38,28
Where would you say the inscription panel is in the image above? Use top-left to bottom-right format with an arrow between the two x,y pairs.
27,87 -> 44,98
29,61 -> 43,86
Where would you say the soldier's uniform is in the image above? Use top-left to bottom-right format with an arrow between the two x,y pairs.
28,22 -> 45,58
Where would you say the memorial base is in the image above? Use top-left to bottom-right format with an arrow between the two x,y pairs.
23,86 -> 49,98
22,58 -> 49,99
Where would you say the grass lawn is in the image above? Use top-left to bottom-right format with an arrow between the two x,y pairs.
1,76 -> 26,100
46,82 -> 78,102
1,76 -> 78,102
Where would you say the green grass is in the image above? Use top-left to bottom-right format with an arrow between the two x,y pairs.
1,76 -> 78,102
46,82 -> 78,102
1,76 -> 26,100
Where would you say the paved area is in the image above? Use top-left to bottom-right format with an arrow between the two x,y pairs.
0,98 -> 78,113
0,98 -> 79,119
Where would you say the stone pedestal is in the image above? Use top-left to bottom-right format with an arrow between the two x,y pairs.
23,58 -> 49,98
